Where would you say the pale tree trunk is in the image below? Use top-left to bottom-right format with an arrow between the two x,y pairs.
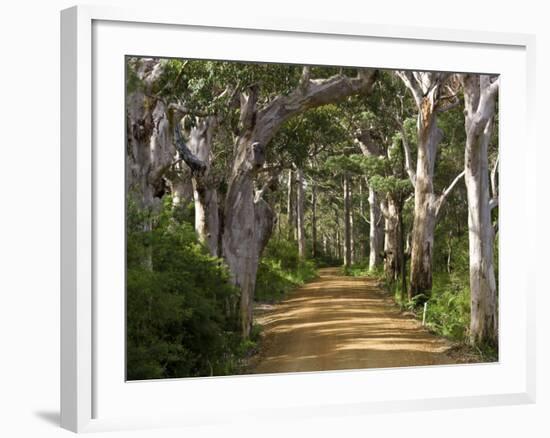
287,169 -> 296,240
168,163 -> 193,207
311,181 -> 318,258
396,71 -> 464,299
381,197 -> 401,282
126,59 -> 178,269
222,134 -> 276,337
334,210 -> 341,261
358,180 -> 367,259
355,132 -> 384,270
173,117 -> 220,256
461,74 -> 499,346
350,211 -> 355,263
343,173 -> 352,268
223,68 -> 376,337
369,188 -> 384,270
296,167 -> 307,259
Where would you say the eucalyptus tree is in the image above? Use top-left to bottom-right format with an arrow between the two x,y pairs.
344,73 -> 414,280
161,61 -> 377,336
460,74 -> 499,346
126,58 -> 184,269
396,71 -> 465,298
126,59 -> 177,215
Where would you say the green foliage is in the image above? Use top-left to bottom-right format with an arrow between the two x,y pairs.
125,59 -> 143,94
255,238 -> 317,303
423,272 -> 471,341
127,197 -> 247,380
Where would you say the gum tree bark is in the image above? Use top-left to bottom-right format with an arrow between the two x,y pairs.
296,167 -> 307,259
368,189 -> 384,270
461,74 -> 499,346
380,197 -> 401,282
173,117 -> 220,256
287,169 -> 296,240
356,132 -> 384,270
222,68 -> 377,337
126,59 -> 177,269
168,162 -> 193,207
311,181 -> 318,258
396,71 -> 464,299
343,172 -> 352,268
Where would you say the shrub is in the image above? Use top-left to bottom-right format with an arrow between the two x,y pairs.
255,238 -> 317,303
126,197 -> 243,380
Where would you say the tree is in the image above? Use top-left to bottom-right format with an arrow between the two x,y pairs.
211,66 -> 377,337
343,171 -> 352,268
396,71 -> 465,299
460,74 -> 499,346
296,167 -> 307,258
355,131 -> 385,271
174,116 -> 220,256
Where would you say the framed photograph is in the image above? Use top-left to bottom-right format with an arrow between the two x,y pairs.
61,4 -> 536,433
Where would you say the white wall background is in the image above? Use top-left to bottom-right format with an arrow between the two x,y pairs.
0,1 -> 546,437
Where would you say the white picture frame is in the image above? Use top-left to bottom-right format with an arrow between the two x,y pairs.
61,4 -> 537,433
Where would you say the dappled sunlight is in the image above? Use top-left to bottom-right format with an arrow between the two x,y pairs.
251,267 -> 454,374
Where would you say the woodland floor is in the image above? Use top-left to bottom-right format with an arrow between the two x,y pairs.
249,267 -> 465,374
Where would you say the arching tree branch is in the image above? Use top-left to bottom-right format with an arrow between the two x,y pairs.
173,123 -> 207,175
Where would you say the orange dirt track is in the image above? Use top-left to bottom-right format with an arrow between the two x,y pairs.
250,267 -> 455,374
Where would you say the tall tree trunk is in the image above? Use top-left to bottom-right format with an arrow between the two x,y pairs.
397,71 -> 464,300
343,173 -> 352,268
461,74 -> 499,346
358,179 -> 367,259
126,62 -> 177,269
369,188 -> 384,270
222,137 -> 275,338
287,169 -> 296,240
311,181 -> 317,258
188,119 -> 219,256
355,132 -> 384,270
173,117 -> 220,256
381,197 -> 401,282
398,199 -> 407,303
335,211 -> 341,261
296,167 -> 306,259
350,187 -> 355,263
408,110 -> 442,298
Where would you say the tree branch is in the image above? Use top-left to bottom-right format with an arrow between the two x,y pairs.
173,123 -> 207,175
255,69 -> 377,146
359,211 -> 371,225
395,71 -> 423,107
436,170 -> 465,217
239,84 -> 259,133
398,124 -> 417,188
491,153 -> 499,201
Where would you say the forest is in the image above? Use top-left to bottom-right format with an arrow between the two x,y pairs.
126,57 -> 499,380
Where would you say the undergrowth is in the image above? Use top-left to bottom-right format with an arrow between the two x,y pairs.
255,238 -> 317,303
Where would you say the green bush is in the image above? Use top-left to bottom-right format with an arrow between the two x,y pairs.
255,238 -> 317,303
423,272 -> 471,341
126,197 -> 244,380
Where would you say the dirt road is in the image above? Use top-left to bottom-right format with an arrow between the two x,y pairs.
250,267 -> 455,374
